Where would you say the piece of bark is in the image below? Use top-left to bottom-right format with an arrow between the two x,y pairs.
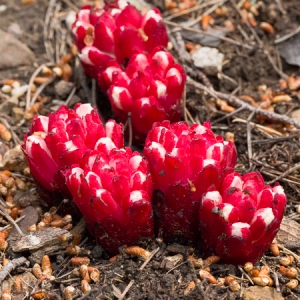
10,227 -> 72,252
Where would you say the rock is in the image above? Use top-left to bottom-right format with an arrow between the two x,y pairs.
0,145 -> 27,171
161,254 -> 183,269
180,22 -> 226,47
1,272 -> 37,294
7,23 -> 22,39
8,206 -> 39,241
55,80 -> 74,99
0,96 -> 19,115
243,286 -> 284,300
0,30 -> 34,70
191,47 -> 224,75
279,34 -> 300,67
12,107 -> 24,121
291,109 -> 300,122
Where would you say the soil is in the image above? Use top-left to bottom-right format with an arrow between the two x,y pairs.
0,0 -> 300,299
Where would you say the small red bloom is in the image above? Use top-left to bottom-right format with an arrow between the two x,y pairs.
199,171 -> 286,264
65,147 -> 153,254
22,103 -> 123,209
143,120 -> 237,244
105,49 -> 186,141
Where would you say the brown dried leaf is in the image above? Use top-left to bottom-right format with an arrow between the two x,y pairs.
277,217 -> 300,245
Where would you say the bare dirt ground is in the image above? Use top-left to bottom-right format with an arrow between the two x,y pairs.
1,0 -> 300,299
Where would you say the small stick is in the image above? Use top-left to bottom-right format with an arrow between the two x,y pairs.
267,162 -> 300,185
26,63 -> 55,110
0,215 -> 25,232
238,266 -> 254,285
275,26 -> 300,44
118,280 -> 134,300
139,247 -> 160,271
0,205 -> 24,236
211,106 -> 245,125
164,20 -> 253,50
183,85 -> 188,123
186,77 -> 300,128
0,257 -> 27,284
278,244 -> 300,262
165,0 -> 223,20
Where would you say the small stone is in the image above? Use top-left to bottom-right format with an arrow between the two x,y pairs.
7,23 -> 22,39
12,107 -> 24,121
91,245 -> 104,259
243,286 -> 284,300
55,80 -> 74,99
291,109 -> 300,122
0,96 -> 19,115
0,145 -> 28,171
191,47 -> 224,75
1,85 -> 11,93
67,94 -> 81,107
0,30 -> 34,70
11,85 -> 28,98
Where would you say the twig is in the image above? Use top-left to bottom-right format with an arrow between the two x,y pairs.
61,0 -> 79,12
0,117 -> 21,145
118,280 -> 135,300
278,244 -> 300,263
65,86 -> 77,107
264,50 -> 289,80
164,20 -> 253,50
231,0 -> 261,46
0,215 -> 25,232
30,76 -> 56,107
0,202 -> 24,236
186,77 -> 300,128
183,85 -> 188,122
246,109 -> 256,169
139,247 -> 160,271
267,163 -> 300,185
211,106 -> 245,125
271,270 -> 281,293
275,26 -> 300,44
165,0 -> 223,20
233,118 -> 283,136
275,0 -> 286,15
238,266 -> 254,285
26,63 -> 55,110
188,0 -> 227,27
0,257 -> 28,284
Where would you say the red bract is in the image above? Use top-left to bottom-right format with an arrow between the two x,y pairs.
199,171 -> 286,264
104,49 -> 186,141
64,146 -> 153,254
22,103 -> 123,209
72,3 -> 168,78
143,120 -> 237,244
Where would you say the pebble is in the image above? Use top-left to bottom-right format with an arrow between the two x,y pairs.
12,107 -> 25,121
0,30 -> 34,70
191,47 -> 224,75
55,80 -> 74,99
0,97 -> 18,115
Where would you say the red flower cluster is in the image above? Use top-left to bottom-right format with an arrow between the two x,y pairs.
64,147 -> 153,254
23,104 -> 286,262
72,2 -> 185,140
22,1 -> 287,263
143,121 -> 237,244
199,172 -> 286,264
23,103 -> 153,253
